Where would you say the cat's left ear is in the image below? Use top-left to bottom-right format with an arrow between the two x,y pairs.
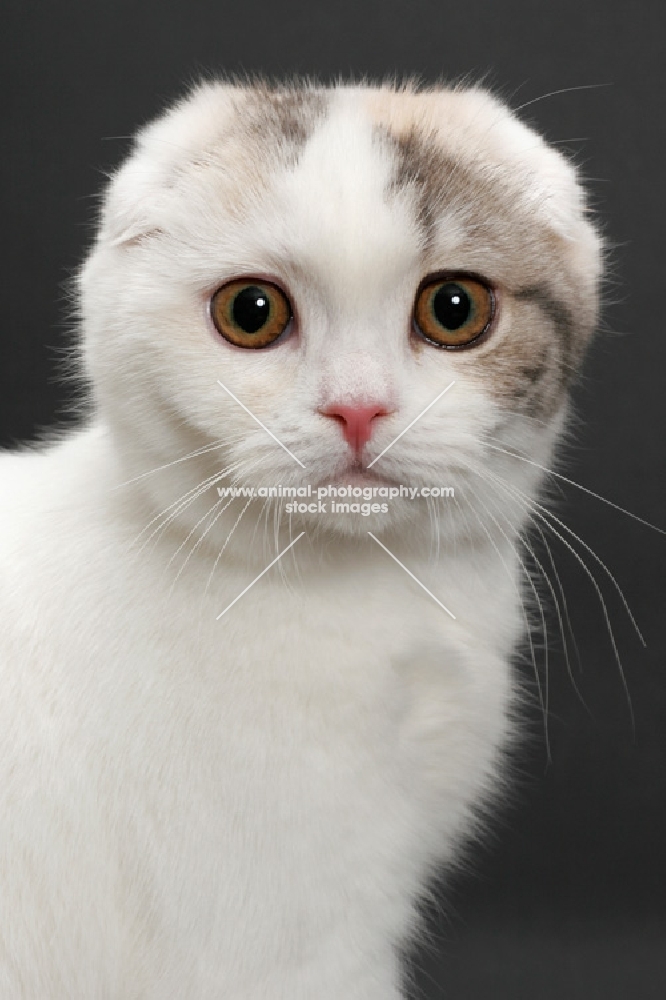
460,89 -> 603,282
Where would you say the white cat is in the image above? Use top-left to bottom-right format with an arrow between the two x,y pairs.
0,81 -> 601,998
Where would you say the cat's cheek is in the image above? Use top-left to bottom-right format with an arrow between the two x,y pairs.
461,294 -> 572,423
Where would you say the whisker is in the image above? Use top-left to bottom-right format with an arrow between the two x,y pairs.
166,496 -> 235,597
513,83 -> 612,114
286,503 -> 304,587
249,495 -> 272,562
451,493 -> 476,555
533,522 -> 589,712
484,469 -> 635,731
426,495 -> 441,562
474,466 -> 590,715
276,497 -> 300,589
274,500 -> 288,589
203,497 -> 255,600
261,496 -> 274,565
112,438 -> 228,490
485,439 -> 666,535
129,463 -> 242,555
130,470 -> 226,555
464,479 -> 551,759
166,495 -> 230,571
486,467 -> 645,646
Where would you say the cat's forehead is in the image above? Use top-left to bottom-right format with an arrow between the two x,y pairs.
223,83 -> 542,249
252,91 -> 427,302
108,82 -> 591,298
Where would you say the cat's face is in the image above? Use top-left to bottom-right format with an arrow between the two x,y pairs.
80,82 -> 601,543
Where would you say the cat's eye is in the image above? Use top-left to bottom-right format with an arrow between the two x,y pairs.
413,275 -> 495,348
210,280 -> 292,349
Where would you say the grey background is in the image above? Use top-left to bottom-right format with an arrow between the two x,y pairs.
2,1 -> 665,996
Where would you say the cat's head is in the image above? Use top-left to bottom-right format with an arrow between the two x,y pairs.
79,80 -> 601,547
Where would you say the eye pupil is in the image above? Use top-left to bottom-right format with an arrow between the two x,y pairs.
232,285 -> 271,333
433,283 -> 472,330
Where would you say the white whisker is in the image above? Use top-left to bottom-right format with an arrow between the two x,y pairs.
485,439 -> 665,535
475,466 -> 590,716
464,479 -> 551,759
513,83 -> 612,114
486,466 -> 645,646
203,497 -> 255,600
112,438 -> 228,490
130,467 -> 233,557
483,468 -> 635,730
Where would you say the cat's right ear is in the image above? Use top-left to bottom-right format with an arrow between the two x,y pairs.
97,83 -> 236,247
98,157 -> 166,247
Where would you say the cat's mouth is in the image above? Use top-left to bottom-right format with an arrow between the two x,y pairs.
317,462 -> 399,489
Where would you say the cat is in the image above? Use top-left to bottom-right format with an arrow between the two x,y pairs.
0,79 -> 601,998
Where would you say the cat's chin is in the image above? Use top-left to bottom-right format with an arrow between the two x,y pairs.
288,496 -> 417,538
296,509 -> 411,538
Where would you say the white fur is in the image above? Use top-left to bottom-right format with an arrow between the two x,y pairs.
0,83 -> 599,998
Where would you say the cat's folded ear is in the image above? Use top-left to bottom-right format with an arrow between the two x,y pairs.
426,88 -> 596,232
442,88 -> 603,281
97,84 -> 236,247
99,157 -> 165,246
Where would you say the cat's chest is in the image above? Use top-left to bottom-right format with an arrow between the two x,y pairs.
66,578 -> 464,971
96,566 -> 457,776
73,558 -> 465,812
0,496 -> 512,995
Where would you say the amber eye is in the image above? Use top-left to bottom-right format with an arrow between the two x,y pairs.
210,280 -> 292,349
414,275 -> 495,348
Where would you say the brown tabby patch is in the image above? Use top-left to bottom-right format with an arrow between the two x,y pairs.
241,85 -> 329,163
373,112 -> 595,420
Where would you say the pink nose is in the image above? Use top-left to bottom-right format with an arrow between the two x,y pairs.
320,403 -> 389,453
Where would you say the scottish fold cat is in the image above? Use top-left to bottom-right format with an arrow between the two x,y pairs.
0,80 -> 601,998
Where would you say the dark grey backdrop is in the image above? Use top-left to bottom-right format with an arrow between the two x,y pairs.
2,1 -> 665,997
